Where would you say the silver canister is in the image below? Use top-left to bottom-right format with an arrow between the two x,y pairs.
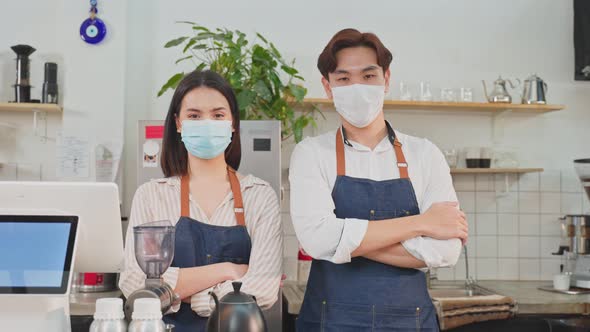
563,215 -> 590,254
89,298 -> 128,332
89,319 -> 127,332
127,298 -> 169,332
128,320 -> 167,332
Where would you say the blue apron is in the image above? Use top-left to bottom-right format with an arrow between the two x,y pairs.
297,122 -> 439,332
163,167 -> 252,332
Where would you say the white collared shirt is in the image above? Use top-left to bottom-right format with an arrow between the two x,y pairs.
119,174 -> 282,316
289,128 -> 462,268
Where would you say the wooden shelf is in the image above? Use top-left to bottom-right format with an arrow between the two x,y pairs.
450,168 -> 544,174
0,102 -> 62,113
303,98 -> 564,114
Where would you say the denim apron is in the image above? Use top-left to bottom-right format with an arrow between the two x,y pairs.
297,122 -> 438,332
163,167 -> 252,332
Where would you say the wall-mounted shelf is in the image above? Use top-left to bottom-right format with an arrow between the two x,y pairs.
303,98 -> 564,114
0,102 -> 62,113
0,103 -> 61,143
450,168 -> 544,174
451,168 -> 543,195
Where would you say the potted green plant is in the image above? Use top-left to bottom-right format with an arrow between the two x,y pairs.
158,22 -> 321,142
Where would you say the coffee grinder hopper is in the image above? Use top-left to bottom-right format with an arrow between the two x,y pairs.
124,220 -> 180,320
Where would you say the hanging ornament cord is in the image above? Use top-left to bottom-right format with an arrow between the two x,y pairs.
89,0 -> 98,20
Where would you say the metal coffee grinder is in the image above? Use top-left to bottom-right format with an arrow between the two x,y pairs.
124,220 -> 180,320
569,159 -> 590,288
555,159 -> 590,289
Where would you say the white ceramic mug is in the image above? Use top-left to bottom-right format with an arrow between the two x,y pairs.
553,273 -> 571,291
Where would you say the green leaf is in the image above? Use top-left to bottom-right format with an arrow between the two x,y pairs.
309,116 -> 319,128
269,43 -> 282,58
192,26 -> 210,32
252,46 -> 275,67
281,65 -> 299,76
236,90 -> 256,111
175,55 -> 193,64
255,32 -> 268,44
253,80 -> 272,101
194,32 -> 217,40
268,72 -> 283,96
293,117 -> 305,143
288,84 -> 307,102
182,39 -> 196,53
192,44 -> 207,50
164,36 -> 188,48
157,72 -> 184,97
229,72 -> 243,87
237,32 -> 247,47
176,21 -> 196,25
195,63 -> 207,71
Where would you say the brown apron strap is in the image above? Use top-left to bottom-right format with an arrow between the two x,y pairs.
335,129 -> 346,176
179,167 -> 246,226
227,167 -> 246,226
335,127 -> 410,179
180,174 -> 190,217
393,137 -> 409,179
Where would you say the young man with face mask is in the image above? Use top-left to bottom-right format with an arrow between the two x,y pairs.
289,29 -> 468,331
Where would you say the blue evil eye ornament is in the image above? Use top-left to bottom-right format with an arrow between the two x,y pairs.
80,17 -> 107,44
80,0 -> 106,45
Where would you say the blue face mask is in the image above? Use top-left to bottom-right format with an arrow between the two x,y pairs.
181,120 -> 232,159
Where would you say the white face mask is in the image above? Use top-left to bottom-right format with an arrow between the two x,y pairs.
331,84 -> 385,128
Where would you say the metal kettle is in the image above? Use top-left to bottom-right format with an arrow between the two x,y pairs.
207,282 -> 267,332
482,76 -> 519,103
521,74 -> 548,104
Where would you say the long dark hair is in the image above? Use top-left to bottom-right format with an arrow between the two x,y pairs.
160,70 -> 241,177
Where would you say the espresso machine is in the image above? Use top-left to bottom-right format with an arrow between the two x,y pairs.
124,220 -> 180,320
558,159 -> 590,288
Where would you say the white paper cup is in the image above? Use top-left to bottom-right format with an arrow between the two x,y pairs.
553,273 -> 571,291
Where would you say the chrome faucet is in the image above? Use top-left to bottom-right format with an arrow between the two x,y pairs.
426,267 -> 437,289
464,246 -> 476,289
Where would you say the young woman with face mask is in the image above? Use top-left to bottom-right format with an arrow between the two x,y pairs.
290,29 -> 468,331
119,70 -> 282,332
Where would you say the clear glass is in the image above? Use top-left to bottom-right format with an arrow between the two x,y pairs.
440,88 -> 456,102
493,149 -> 519,168
419,81 -> 433,101
399,81 -> 412,101
134,220 -> 175,279
460,88 -> 473,102
443,149 -> 458,168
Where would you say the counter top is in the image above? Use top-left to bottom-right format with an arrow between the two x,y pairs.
70,290 -> 123,316
282,280 -> 590,316
476,280 -> 590,314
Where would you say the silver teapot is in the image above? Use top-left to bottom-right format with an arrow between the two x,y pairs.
482,76 -> 520,103
207,282 -> 267,332
521,74 -> 548,104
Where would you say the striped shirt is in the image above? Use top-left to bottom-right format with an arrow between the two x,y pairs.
119,174 -> 282,316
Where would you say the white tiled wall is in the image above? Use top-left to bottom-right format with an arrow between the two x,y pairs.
441,170 -> 590,281
280,168 -> 590,282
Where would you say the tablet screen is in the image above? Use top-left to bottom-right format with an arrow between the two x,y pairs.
0,216 -> 77,294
